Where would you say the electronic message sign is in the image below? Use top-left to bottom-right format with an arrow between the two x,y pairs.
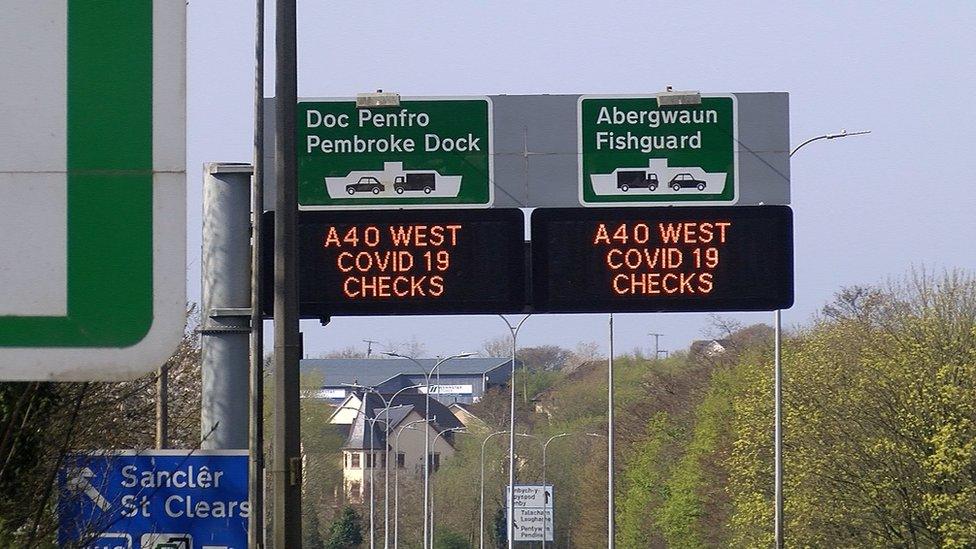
263,209 -> 526,316
531,206 -> 793,313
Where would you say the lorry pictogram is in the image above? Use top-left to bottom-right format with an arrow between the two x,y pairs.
394,173 -> 436,194
616,170 -> 659,192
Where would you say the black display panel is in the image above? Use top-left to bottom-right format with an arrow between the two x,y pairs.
263,209 -> 527,317
531,206 -> 793,313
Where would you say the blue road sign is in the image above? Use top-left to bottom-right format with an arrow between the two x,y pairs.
58,450 -> 248,549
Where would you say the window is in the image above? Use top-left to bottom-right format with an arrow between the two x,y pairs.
396,453 -> 405,469
351,453 -> 360,468
350,481 -> 361,496
428,453 -> 441,473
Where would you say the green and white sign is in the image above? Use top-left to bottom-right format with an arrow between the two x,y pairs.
298,97 -> 493,209
0,1 -> 186,380
578,95 -> 738,206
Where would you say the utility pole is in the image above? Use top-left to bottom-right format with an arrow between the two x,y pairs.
363,339 -> 380,358
648,332 -> 664,360
248,0 -> 266,544
272,0 -> 302,546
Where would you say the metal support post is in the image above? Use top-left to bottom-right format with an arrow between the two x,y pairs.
608,314 -> 615,549
774,309 -> 783,548
201,163 -> 253,450
248,0 -> 266,545
499,315 -> 530,549
272,0 -> 302,545
394,419 -> 430,549
156,365 -> 168,449
541,433 -> 569,549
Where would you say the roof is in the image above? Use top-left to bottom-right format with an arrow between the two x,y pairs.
340,391 -> 464,450
448,402 -> 486,427
302,357 -> 515,388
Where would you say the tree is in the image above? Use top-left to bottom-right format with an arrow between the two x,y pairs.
727,270 -> 976,546
0,305 -> 203,547
326,506 -> 364,549
434,529 -> 471,549
304,507 -> 326,548
517,345 -> 572,372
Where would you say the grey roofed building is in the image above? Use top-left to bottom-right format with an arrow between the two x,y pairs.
340,391 -> 465,451
302,357 -> 520,405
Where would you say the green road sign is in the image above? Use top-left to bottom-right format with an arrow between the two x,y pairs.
0,1 -> 185,380
578,95 -> 738,206
298,97 -> 493,209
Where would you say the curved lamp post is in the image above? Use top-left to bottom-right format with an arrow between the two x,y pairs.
538,432 -> 605,548
540,433 -> 569,549
382,351 -> 474,549
343,382 -> 426,549
479,430 -> 537,549
332,404 -> 381,549
771,128 -> 870,548
392,418 -> 431,549
497,314 -> 531,549
429,427 -> 467,548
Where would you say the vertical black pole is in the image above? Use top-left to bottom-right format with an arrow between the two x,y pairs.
248,0 -> 266,545
156,364 -> 168,449
273,0 -> 301,546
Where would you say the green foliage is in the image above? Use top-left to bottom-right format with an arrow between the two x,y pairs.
726,271 -> 976,546
492,506 -> 507,549
304,506 -> 326,548
326,506 -> 364,549
517,369 -> 563,401
657,366 -> 735,547
616,413 -> 670,547
434,529 -> 471,549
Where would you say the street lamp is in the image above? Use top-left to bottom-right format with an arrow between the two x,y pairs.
537,432 -> 604,548
772,128 -> 871,549
479,431 -> 537,549
383,351 -> 474,549
497,314 -> 531,549
343,382 -> 426,549
332,404 -> 382,549
540,433 -> 569,549
393,418 -> 432,549
790,129 -> 870,158
429,427 -> 467,548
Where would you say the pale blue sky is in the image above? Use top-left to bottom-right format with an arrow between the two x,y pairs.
187,1 -> 976,358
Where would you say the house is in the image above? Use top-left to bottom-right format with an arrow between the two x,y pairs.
331,391 -> 465,502
689,339 -> 731,358
447,402 -> 487,430
302,357 -> 520,405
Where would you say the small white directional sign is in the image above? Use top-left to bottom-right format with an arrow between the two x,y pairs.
507,484 -> 554,541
